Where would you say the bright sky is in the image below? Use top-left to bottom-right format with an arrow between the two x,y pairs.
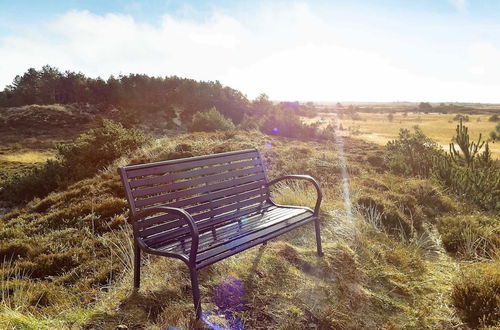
1,0 -> 500,103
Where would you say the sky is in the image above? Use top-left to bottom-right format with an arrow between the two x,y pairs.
1,0 -> 500,103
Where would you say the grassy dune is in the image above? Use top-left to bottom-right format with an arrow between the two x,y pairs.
3,130 -> 489,329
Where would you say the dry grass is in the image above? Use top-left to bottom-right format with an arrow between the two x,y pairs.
0,151 -> 54,164
305,113 -> 500,158
0,130 -> 488,329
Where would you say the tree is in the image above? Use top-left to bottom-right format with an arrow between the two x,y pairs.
490,122 -> 500,141
418,102 -> 432,112
189,107 -> 235,132
250,93 -> 274,117
450,119 -> 484,168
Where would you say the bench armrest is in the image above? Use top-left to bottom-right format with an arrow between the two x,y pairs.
131,207 -> 199,262
266,175 -> 323,216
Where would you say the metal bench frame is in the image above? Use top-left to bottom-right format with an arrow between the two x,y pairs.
118,149 -> 323,318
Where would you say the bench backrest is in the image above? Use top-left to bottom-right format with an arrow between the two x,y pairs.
119,149 -> 270,244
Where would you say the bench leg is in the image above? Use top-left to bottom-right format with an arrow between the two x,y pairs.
189,267 -> 202,319
314,218 -> 324,257
133,242 -> 141,289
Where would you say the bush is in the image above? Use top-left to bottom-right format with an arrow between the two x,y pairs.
453,114 -> 469,122
488,114 -> 499,122
451,261 -> 500,328
260,112 -> 334,140
189,107 -> 235,132
491,122 -> 500,141
238,114 -> 262,131
0,120 -> 152,204
438,215 -> 500,258
434,120 -> 499,211
0,160 -> 63,204
385,128 -> 440,177
57,119 -> 152,180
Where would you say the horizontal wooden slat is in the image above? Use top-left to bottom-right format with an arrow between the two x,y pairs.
132,166 -> 263,198
142,195 -> 268,244
196,213 -> 313,269
136,181 -> 268,230
195,209 -> 310,262
142,202 -> 272,247
139,188 -> 268,238
149,207 -> 313,267
129,158 -> 260,189
126,150 -> 258,178
134,173 -> 266,208
164,206 -> 304,254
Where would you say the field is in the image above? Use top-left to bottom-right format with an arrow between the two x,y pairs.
306,113 -> 500,158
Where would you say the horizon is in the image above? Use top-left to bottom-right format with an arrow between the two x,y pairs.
2,1 -> 500,103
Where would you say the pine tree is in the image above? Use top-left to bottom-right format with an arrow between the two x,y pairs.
449,119 -> 484,168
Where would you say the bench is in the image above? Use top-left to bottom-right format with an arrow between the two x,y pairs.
118,148 -> 323,318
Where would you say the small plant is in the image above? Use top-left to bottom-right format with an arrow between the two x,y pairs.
453,114 -> 469,122
0,120 -> 152,204
451,261 -> 500,328
490,122 -> 500,141
433,119 -> 499,211
488,114 -> 499,122
189,107 -> 235,132
259,111 -> 325,140
386,127 -> 440,177
449,119 -> 484,168
437,215 -> 500,259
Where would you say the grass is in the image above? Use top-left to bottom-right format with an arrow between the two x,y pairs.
0,151 -> 54,163
0,128 -> 497,328
0,132 -> 472,329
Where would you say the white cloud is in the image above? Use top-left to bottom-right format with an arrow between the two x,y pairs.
467,42 -> 500,78
0,2 -> 500,102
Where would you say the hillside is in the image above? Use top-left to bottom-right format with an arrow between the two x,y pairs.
1,127 -> 498,329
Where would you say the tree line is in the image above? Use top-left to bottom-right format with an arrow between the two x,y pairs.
0,65 -> 318,125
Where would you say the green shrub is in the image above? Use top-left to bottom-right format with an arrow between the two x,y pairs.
437,215 -> 500,258
451,261 -> 500,328
189,107 -> 235,132
238,114 -> 263,131
385,128 -> 440,177
57,119 -> 152,180
260,111 -> 333,140
0,160 -> 63,204
0,120 -> 152,204
434,120 -> 499,211
397,180 -> 455,218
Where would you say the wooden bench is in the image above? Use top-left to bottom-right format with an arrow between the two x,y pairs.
118,149 -> 323,318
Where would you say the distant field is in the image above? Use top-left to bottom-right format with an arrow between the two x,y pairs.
308,113 -> 500,159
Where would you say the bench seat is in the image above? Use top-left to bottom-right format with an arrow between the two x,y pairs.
150,204 -> 314,269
